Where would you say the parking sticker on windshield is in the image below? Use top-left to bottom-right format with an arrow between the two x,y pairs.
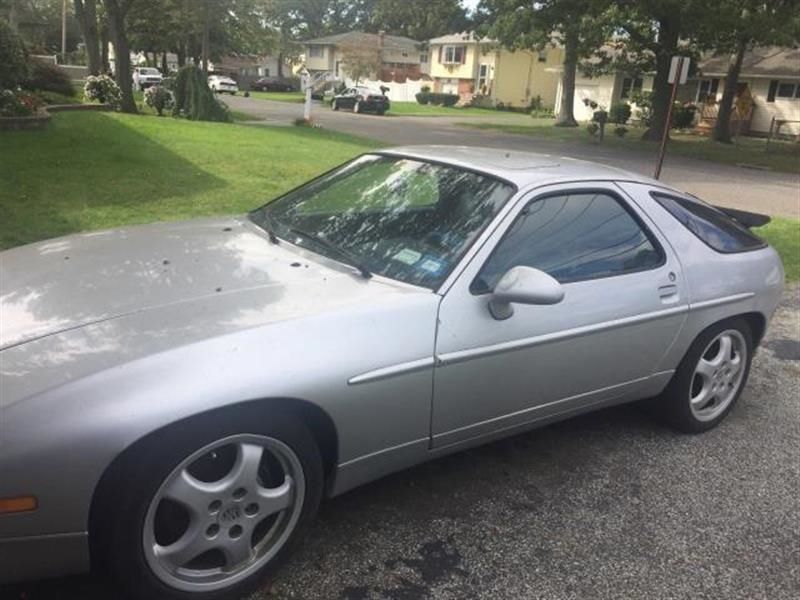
419,258 -> 444,274
393,248 -> 422,265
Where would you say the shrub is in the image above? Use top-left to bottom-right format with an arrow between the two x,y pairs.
609,102 -> 631,124
415,91 -> 458,106
144,85 -> 174,116
672,102 -> 697,129
0,89 -> 43,116
172,65 -> 231,122
586,122 -> 599,137
614,126 -> 628,137
530,107 -> 555,118
630,91 -> 653,127
24,60 -> 74,96
420,84 -> 431,93
0,20 -> 29,89
84,75 -> 121,106
592,109 -> 608,124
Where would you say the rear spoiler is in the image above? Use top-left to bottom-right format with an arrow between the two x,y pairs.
713,206 -> 771,229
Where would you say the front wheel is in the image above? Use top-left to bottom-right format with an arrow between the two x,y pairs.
95,412 -> 323,600
656,318 -> 753,433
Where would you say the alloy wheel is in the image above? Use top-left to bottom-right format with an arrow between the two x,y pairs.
142,434 -> 305,592
689,329 -> 747,422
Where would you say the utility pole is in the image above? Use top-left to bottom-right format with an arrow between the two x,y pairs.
654,56 -> 690,180
201,0 -> 210,74
61,0 -> 68,64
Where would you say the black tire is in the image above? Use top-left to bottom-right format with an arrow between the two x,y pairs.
656,318 -> 753,433
93,410 -> 323,600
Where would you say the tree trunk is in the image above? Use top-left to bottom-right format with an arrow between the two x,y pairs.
177,44 -> 186,67
161,51 -> 168,74
713,37 -> 748,144
201,0 -> 210,74
74,1 -> 102,75
104,0 -> 137,113
555,26 -> 579,127
277,51 -> 284,78
100,14 -> 110,73
642,16 -> 680,141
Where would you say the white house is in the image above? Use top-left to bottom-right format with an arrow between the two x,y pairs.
694,47 -> 800,136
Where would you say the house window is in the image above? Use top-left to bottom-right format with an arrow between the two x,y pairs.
696,78 -> 719,102
442,45 -> 466,64
420,53 -> 428,64
537,50 -> 547,63
767,80 -> 800,102
309,45 -> 324,58
620,77 -> 643,100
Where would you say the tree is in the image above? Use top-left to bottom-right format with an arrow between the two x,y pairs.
103,0 -> 136,112
479,0 -> 612,127
705,0 -> 799,143
0,18 -> 28,88
368,0 -> 468,40
610,1 -> 707,141
73,0 -> 101,75
339,38 -> 381,83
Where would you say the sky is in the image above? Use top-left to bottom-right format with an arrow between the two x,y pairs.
462,0 -> 481,13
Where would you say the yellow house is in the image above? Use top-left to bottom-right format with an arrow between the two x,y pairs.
427,32 -> 563,109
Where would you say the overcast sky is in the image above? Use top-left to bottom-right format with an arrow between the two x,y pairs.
462,0 -> 480,13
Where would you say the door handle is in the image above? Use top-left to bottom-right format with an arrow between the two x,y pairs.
658,284 -> 679,303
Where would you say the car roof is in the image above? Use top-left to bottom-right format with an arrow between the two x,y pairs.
378,145 -> 660,189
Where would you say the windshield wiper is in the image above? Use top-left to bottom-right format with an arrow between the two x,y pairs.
258,211 -> 279,244
287,226 -> 372,279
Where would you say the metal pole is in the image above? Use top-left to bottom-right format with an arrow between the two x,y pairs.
654,57 -> 683,180
61,0 -> 68,64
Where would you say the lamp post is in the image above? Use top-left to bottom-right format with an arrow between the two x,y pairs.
61,0 -> 68,64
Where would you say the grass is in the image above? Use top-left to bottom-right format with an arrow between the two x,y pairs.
248,91 -> 306,103
0,111 -> 377,249
461,119 -> 800,174
756,217 -> 800,282
386,101 -> 517,117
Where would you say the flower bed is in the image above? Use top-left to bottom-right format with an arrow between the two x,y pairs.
0,109 -> 51,131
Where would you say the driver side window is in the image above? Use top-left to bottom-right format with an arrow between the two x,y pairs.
471,190 -> 664,293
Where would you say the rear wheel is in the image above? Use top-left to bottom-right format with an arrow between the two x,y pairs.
657,318 -> 753,433
95,412 -> 323,600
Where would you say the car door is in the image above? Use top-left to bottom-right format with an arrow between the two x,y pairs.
340,89 -> 355,108
431,182 -> 688,448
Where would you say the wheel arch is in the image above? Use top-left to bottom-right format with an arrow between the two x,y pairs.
87,397 -> 339,569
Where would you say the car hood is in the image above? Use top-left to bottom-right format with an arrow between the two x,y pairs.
0,216 -> 389,350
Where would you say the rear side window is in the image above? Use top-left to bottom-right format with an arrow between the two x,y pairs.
652,192 -> 765,253
472,191 -> 664,292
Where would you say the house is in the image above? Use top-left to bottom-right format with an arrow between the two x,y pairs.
210,55 -> 292,87
692,47 -> 800,136
302,31 -> 425,83
557,70 -> 655,122
427,32 -> 563,108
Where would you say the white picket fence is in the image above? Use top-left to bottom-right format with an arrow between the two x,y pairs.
343,77 -> 428,103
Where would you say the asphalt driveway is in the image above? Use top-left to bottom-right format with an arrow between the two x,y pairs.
225,96 -> 800,220
4,285 -> 799,600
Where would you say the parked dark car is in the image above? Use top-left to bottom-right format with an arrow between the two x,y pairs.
251,77 -> 296,92
331,86 -> 390,115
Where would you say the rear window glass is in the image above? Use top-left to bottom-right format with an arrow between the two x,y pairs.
651,193 -> 765,253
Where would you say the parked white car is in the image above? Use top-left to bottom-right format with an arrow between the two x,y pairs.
132,67 -> 163,91
208,75 -> 239,95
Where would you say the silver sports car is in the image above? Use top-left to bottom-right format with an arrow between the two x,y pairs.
0,147 -> 784,599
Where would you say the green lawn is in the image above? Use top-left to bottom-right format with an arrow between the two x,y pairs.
0,111 -> 376,249
461,119 -> 800,174
386,101 -> 517,118
755,218 -> 800,282
248,91 -> 306,103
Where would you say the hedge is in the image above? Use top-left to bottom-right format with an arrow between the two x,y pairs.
415,92 -> 459,107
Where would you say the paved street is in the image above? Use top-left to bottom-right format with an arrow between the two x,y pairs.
5,285 -> 799,599
226,96 -> 800,220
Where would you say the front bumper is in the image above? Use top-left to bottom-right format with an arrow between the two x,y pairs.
0,531 -> 90,583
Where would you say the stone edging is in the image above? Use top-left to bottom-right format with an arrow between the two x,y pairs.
0,103 -> 111,131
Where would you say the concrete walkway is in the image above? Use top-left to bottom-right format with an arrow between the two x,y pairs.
227,96 -> 800,220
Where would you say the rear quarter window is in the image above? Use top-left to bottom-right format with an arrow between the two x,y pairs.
651,192 -> 766,253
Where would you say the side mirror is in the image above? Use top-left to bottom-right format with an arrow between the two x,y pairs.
488,266 -> 565,320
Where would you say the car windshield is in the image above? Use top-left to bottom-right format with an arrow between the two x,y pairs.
140,68 -> 159,75
250,154 -> 516,289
